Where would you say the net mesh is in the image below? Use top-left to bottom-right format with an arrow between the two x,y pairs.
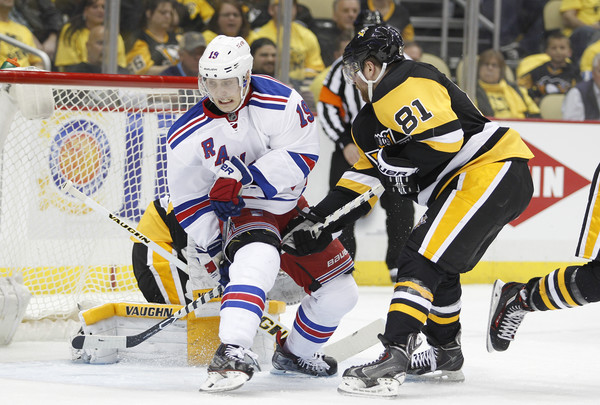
0,73 -> 201,320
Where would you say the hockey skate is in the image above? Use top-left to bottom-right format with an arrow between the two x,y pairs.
406,330 -> 465,383
199,343 -> 260,392
487,279 -> 532,353
337,333 -> 420,398
271,336 -> 337,377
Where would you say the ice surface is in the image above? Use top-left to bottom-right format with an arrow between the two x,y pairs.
2,285 -> 600,404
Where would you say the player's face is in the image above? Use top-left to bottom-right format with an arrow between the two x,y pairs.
547,38 -> 571,65
204,77 -> 243,112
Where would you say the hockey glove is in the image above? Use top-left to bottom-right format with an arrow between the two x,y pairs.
209,156 -> 253,222
281,210 -> 333,256
376,148 -> 420,195
193,240 -> 231,286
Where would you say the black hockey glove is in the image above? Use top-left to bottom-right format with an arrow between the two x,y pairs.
281,210 -> 333,256
376,148 -> 420,195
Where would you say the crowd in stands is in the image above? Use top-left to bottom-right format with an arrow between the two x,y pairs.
1,0 -> 600,121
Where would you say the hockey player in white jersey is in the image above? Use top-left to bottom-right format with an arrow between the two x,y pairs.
166,35 -> 358,392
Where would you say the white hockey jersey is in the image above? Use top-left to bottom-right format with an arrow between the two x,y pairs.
167,75 -> 320,249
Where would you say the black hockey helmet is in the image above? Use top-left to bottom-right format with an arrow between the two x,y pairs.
342,25 -> 404,83
353,9 -> 383,34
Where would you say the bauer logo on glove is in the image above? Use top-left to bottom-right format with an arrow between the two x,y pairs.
376,148 -> 420,195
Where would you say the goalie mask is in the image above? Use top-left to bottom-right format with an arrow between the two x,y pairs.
198,35 -> 253,113
342,25 -> 404,101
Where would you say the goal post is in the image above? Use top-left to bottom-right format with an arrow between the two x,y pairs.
0,70 -> 201,322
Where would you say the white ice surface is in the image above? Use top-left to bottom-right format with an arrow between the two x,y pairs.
1,284 -> 600,404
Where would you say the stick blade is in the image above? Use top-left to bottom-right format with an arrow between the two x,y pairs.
323,318 -> 385,362
70,334 -> 128,350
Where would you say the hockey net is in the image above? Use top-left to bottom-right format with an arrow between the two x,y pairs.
0,70 -> 201,324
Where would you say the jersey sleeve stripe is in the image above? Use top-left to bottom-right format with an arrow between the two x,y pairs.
249,166 -> 278,199
340,170 -> 382,189
174,196 -> 211,228
248,99 -> 287,110
287,151 -> 318,176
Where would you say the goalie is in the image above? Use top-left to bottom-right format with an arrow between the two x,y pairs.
132,196 -> 307,306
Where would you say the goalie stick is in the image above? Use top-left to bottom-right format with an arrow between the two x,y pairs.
71,284 -> 224,350
281,183 -> 385,247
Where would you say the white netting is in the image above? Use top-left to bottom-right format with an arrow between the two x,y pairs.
0,71 -> 202,321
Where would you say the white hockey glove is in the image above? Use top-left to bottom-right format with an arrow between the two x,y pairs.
376,148 -> 420,195
192,239 -> 226,286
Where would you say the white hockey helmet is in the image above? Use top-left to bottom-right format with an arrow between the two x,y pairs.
198,35 -> 253,111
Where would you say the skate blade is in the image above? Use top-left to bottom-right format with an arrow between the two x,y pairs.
199,371 -> 250,392
337,376 -> 402,398
486,279 -> 506,353
270,368 -> 335,378
406,369 -> 465,383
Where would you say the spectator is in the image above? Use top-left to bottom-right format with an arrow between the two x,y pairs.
403,40 -> 422,61
476,49 -> 540,119
254,0 -> 325,85
202,0 -> 257,45
176,0 -> 214,32
560,0 -> 600,63
250,37 -> 276,76
359,0 -> 414,41
62,25 -> 129,74
562,52 -> 600,120
161,31 -> 206,76
0,0 -> 44,68
480,0 -> 548,62
126,0 -> 180,75
55,0 -> 128,72
10,0 -> 63,61
313,0 -> 360,67
579,36 -> 600,79
518,31 -> 580,103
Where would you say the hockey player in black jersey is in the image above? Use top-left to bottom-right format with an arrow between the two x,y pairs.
488,162 -> 600,353
283,25 -> 534,397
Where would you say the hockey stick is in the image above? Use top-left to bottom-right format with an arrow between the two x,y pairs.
62,181 -> 290,349
71,284 -> 224,350
61,181 -> 188,272
281,183 -> 385,247
65,182 -> 384,358
322,318 -> 385,362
